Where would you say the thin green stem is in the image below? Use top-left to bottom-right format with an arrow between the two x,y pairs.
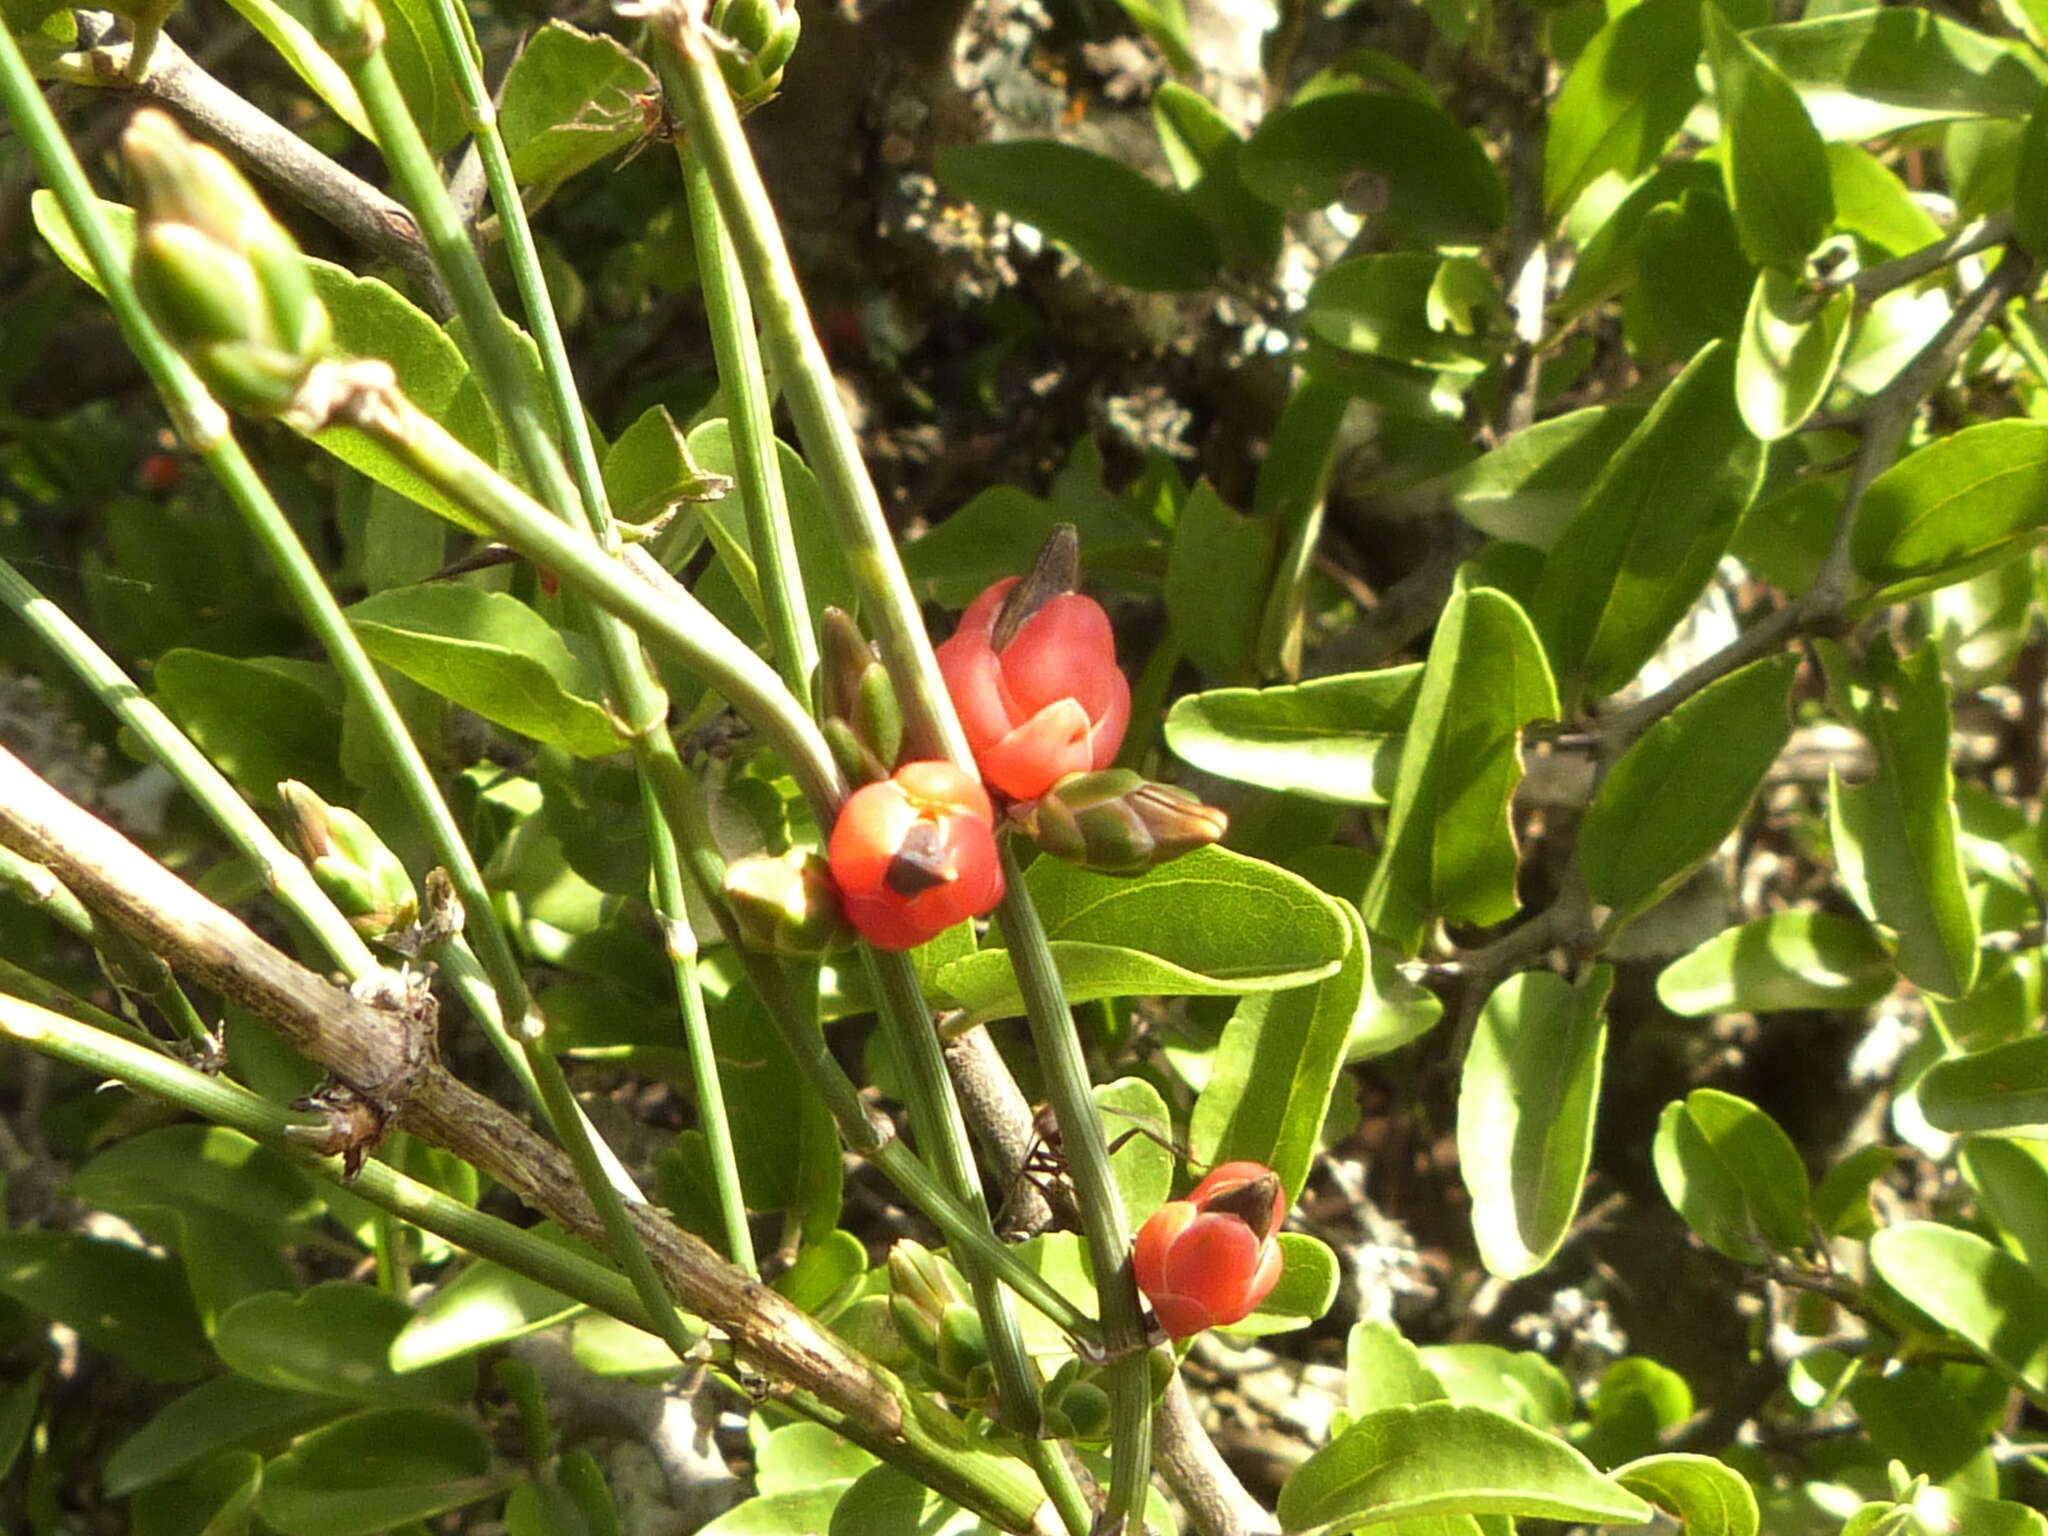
676,138 -> 815,696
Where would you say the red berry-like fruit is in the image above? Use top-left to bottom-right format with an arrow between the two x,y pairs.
936,575 -> 1129,803
1133,1161 -> 1288,1340
827,760 -> 1004,951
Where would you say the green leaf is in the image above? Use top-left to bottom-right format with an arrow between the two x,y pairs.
215,0 -> 373,139
1869,1222 -> 2048,1392
72,1126 -> 323,1246
152,651 -> 345,804
1958,1137 -> 2048,1281
1743,9 -> 2045,141
829,1465 -> 1008,1536
1277,1402 -> 1653,1535
1106,0 -> 1195,70
1581,656 -> 1797,923
755,1422 -> 878,1496
1191,904 -> 1369,1198
1624,192 -> 1757,369
1457,966 -> 1612,1279
1847,1365 -> 1991,1483
132,1449 -> 263,1536
1305,254 -> 1497,374
1096,1077 -> 1174,1231
1220,1233 -> 1341,1338
346,585 -> 623,758
0,1231 -> 210,1381
1166,481 -> 1275,681
688,418 -> 857,630
108,1377 -> 343,1497
388,1255 -> 585,1372
1705,7 -> 1834,272
1653,1089 -> 1811,1262
1346,1321 -> 1448,1418
499,22 -> 657,203
1165,666 -> 1421,806
1827,143 -> 1946,258
2019,99 -> 2048,258
1824,640 -> 1979,1000
258,1405 -> 512,1536
1918,1034 -> 2048,1134
935,141 -> 1220,292
1422,1345 -> 1573,1430
1440,405 -> 1647,552
1611,1453 -> 1759,1536
934,846 -> 1349,1025
365,0 -> 468,155
705,1489 -> 850,1536
1656,910 -> 1895,1014
1812,1142 -> 1898,1239
1555,162 -> 1724,326
1361,580 -> 1559,957
213,1282 -> 477,1403
1531,342 -> 1761,703
1851,421 -> 2048,604
1151,83 -> 1284,274
1735,267 -> 1855,441
1544,0 -> 1703,217
0,1365 -> 42,1486
1239,92 -> 1504,245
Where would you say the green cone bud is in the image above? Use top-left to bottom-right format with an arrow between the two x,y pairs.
935,1301 -> 990,1389
280,781 -> 418,942
1043,1360 -> 1112,1442
709,0 -> 799,110
722,848 -> 852,958
816,607 -> 902,785
123,110 -> 331,418
1023,769 -> 1229,876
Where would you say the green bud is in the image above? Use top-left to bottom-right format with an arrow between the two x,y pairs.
709,0 -> 798,109
722,848 -> 852,958
1024,770 -> 1229,876
935,1301 -> 988,1386
122,109 -> 331,418
1043,1376 -> 1111,1442
831,1295 -> 917,1372
280,781 -> 418,942
816,607 -> 902,784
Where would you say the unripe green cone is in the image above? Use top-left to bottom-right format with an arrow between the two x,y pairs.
722,848 -> 852,958
279,781 -> 418,941
1024,770 -> 1229,876
1043,1360 -> 1112,1442
709,0 -> 799,109
816,607 -> 902,785
122,109 -> 331,418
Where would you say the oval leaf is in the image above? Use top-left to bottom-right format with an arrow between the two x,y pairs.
1653,1089 -> 1811,1262
1582,656 -> 1797,922
1278,1402 -> 1653,1535
1919,1033 -> 2048,1134
1869,1222 -> 2048,1392
1219,1233 -> 1340,1338
214,1282 -> 476,1403
1656,910 -> 1896,1015
1851,421 -> 2048,604
1706,6 -> 1835,271
1457,966 -> 1613,1279
1544,0 -> 1703,216
1612,1453 -> 1760,1536
1735,267 -> 1855,441
935,141 -> 1220,292
1165,665 -> 1423,805
258,1405 -> 511,1536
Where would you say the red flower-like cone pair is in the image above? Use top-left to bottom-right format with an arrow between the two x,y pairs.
1134,1161 -> 1288,1339
937,576 -> 1130,803
827,760 -> 1004,951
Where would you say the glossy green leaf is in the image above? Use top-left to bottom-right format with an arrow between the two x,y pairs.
829,1465 -> 1009,1536
1164,665 -> 1422,805
388,1255 -> 585,1372
1918,1033 -> 2048,1134
0,1231 -> 209,1381
1347,1321 -> 1447,1418
1624,191 -> 1757,369
499,22 -> 656,203
1555,162 -> 1722,324
0,1364 -> 42,1486
1705,7 -> 1834,272
1851,422 -> 2048,604
1824,640 -> 1979,1000
258,1405 -> 512,1536
1278,1402 -> 1653,1534
108,1377 -> 343,1497
1582,657 -> 1797,922
1457,966 -> 1612,1279
1239,92 -> 1504,244
1544,0 -> 1703,217
1735,268 -> 1854,441
2019,99 -> 2048,258
1106,0 -> 1194,70
1869,1222 -> 2048,1392
133,1448 -> 263,1536
1611,1453 -> 1759,1536
1254,376 -> 1352,679
773,1231 -> 869,1320
347,585 -> 623,758
1827,143 -> 1945,258
754,1422 -> 877,1497
1656,910 -> 1895,1014
935,845 -> 1349,1024
1812,1142 -> 1898,1239
72,1126 -> 323,1245
1743,9 -> 2045,141
1959,1137 -> 2048,1281
152,651 -> 344,803
1847,1365 -> 1990,1483
1096,1077 -> 1174,1231
1531,342 -> 1760,703
1653,1089 -> 1811,1262
1220,1233 -> 1341,1338
213,1282 -> 476,1403
1152,82 -> 1283,273
689,418 -> 856,637
1440,405 -> 1646,552
1361,579 -> 1559,956
215,0 -> 373,138
1191,903 -> 1368,1198
1166,480 -> 1275,681
505,1481 -> 600,1536
1421,1345 -> 1573,1430
1306,254 -> 1497,374
704,1489 -> 849,1535
935,141 -> 1220,292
